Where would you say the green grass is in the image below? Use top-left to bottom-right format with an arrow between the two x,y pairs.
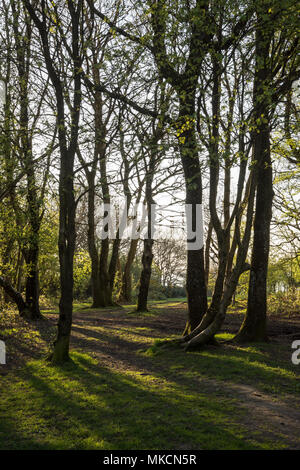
42,297 -> 187,316
0,351 -> 283,450
41,301 -> 124,316
123,297 -> 188,314
0,302 -> 299,450
148,297 -> 187,304
145,339 -> 299,396
1,345 -> 299,450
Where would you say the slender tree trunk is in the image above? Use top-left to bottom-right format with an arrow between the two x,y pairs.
94,237 -> 113,308
92,75 -> 113,308
10,3 -> 42,319
108,235 -> 121,303
178,95 -> 207,333
137,169 -> 155,312
119,238 -> 139,302
1,235 -> 14,304
85,170 -> 99,308
204,221 -> 213,287
16,252 -> 24,292
137,238 -> 154,311
25,0 -> 83,363
23,246 -> 40,319
23,163 -> 41,319
52,151 -> 77,362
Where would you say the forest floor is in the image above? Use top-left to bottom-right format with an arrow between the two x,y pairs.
0,299 -> 300,450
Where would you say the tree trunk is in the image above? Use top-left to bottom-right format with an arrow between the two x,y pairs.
12,4 -> 42,319
24,247 -> 41,319
204,221 -> 213,287
16,249 -> 24,293
1,236 -> 14,304
234,15 -> 273,343
179,172 -> 256,350
137,177 -> 155,312
137,238 -> 153,311
93,238 -> 112,308
25,0 -> 83,364
137,135 -> 160,313
0,276 -> 28,316
119,238 -> 139,302
92,76 -> 113,308
85,170 -> 99,308
52,150 -> 77,363
234,127 -> 272,342
107,234 -> 121,304
178,95 -> 207,333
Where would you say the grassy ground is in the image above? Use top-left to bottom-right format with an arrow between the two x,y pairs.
0,299 -> 300,450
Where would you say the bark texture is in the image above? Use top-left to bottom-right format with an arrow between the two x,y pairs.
234,11 -> 273,343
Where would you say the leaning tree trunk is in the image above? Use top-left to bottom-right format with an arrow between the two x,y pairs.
0,276 -> 28,316
195,54 -> 227,336
177,171 -> 256,350
182,53 -> 248,345
204,221 -> 213,287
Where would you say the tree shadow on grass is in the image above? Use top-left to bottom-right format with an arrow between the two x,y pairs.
0,351 -> 265,451
69,322 -> 300,397
2,307 -> 299,450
